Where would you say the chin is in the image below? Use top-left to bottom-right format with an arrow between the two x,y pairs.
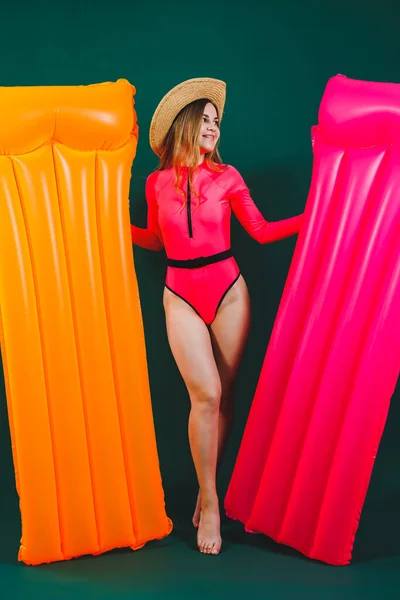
200,144 -> 215,154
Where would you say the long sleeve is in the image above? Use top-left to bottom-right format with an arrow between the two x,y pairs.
229,168 -> 303,244
130,174 -> 164,251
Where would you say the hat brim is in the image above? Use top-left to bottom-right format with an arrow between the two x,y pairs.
149,77 -> 226,157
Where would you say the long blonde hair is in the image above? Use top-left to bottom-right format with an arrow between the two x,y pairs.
158,98 -> 225,210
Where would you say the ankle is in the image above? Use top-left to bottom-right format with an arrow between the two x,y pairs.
200,492 -> 219,511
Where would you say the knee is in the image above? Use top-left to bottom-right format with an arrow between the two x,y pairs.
219,380 -> 236,415
219,395 -> 234,419
190,380 -> 222,412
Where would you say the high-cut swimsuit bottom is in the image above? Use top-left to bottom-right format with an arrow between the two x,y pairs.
165,249 -> 241,326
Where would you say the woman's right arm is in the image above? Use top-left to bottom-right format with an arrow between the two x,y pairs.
130,174 -> 164,251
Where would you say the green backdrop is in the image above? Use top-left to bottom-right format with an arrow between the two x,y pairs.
1,0 -> 399,565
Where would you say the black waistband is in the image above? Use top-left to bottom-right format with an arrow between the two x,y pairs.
166,249 -> 233,269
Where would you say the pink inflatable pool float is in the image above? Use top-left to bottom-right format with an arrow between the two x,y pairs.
225,74 -> 400,566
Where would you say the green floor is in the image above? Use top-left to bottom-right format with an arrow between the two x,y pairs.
1,509 -> 400,600
1,383 -> 399,600
1,483 -> 400,599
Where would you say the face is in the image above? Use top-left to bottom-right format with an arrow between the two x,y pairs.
198,102 -> 220,155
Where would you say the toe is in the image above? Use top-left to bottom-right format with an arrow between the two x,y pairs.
194,512 -> 201,528
212,544 -> 220,555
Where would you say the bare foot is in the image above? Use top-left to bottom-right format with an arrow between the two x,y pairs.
193,491 -> 201,528
197,505 -> 222,555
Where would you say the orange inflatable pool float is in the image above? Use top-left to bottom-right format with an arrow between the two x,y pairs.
0,79 -> 172,565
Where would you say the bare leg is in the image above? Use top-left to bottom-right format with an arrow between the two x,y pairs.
163,288 -> 222,554
193,276 -> 251,527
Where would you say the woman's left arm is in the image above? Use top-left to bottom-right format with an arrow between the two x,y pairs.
229,167 -> 303,244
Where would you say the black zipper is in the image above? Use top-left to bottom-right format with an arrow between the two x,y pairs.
187,176 -> 193,238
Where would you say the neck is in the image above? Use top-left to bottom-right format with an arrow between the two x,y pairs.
176,156 -> 207,169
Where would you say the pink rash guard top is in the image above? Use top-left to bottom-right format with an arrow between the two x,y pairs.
131,161 -> 303,324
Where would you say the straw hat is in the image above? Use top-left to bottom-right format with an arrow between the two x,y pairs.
149,77 -> 226,156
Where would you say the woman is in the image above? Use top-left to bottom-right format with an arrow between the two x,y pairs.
130,77 -> 303,556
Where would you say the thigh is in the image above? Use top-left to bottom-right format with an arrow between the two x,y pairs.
163,288 -> 221,399
209,275 -> 251,392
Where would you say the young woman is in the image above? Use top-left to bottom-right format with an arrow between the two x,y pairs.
130,77 -> 303,556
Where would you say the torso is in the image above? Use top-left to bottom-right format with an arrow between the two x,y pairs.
151,163 -> 238,261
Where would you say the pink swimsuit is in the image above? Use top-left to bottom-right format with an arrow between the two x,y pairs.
131,161 -> 303,325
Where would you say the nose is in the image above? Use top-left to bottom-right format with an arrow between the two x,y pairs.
207,125 -> 216,132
